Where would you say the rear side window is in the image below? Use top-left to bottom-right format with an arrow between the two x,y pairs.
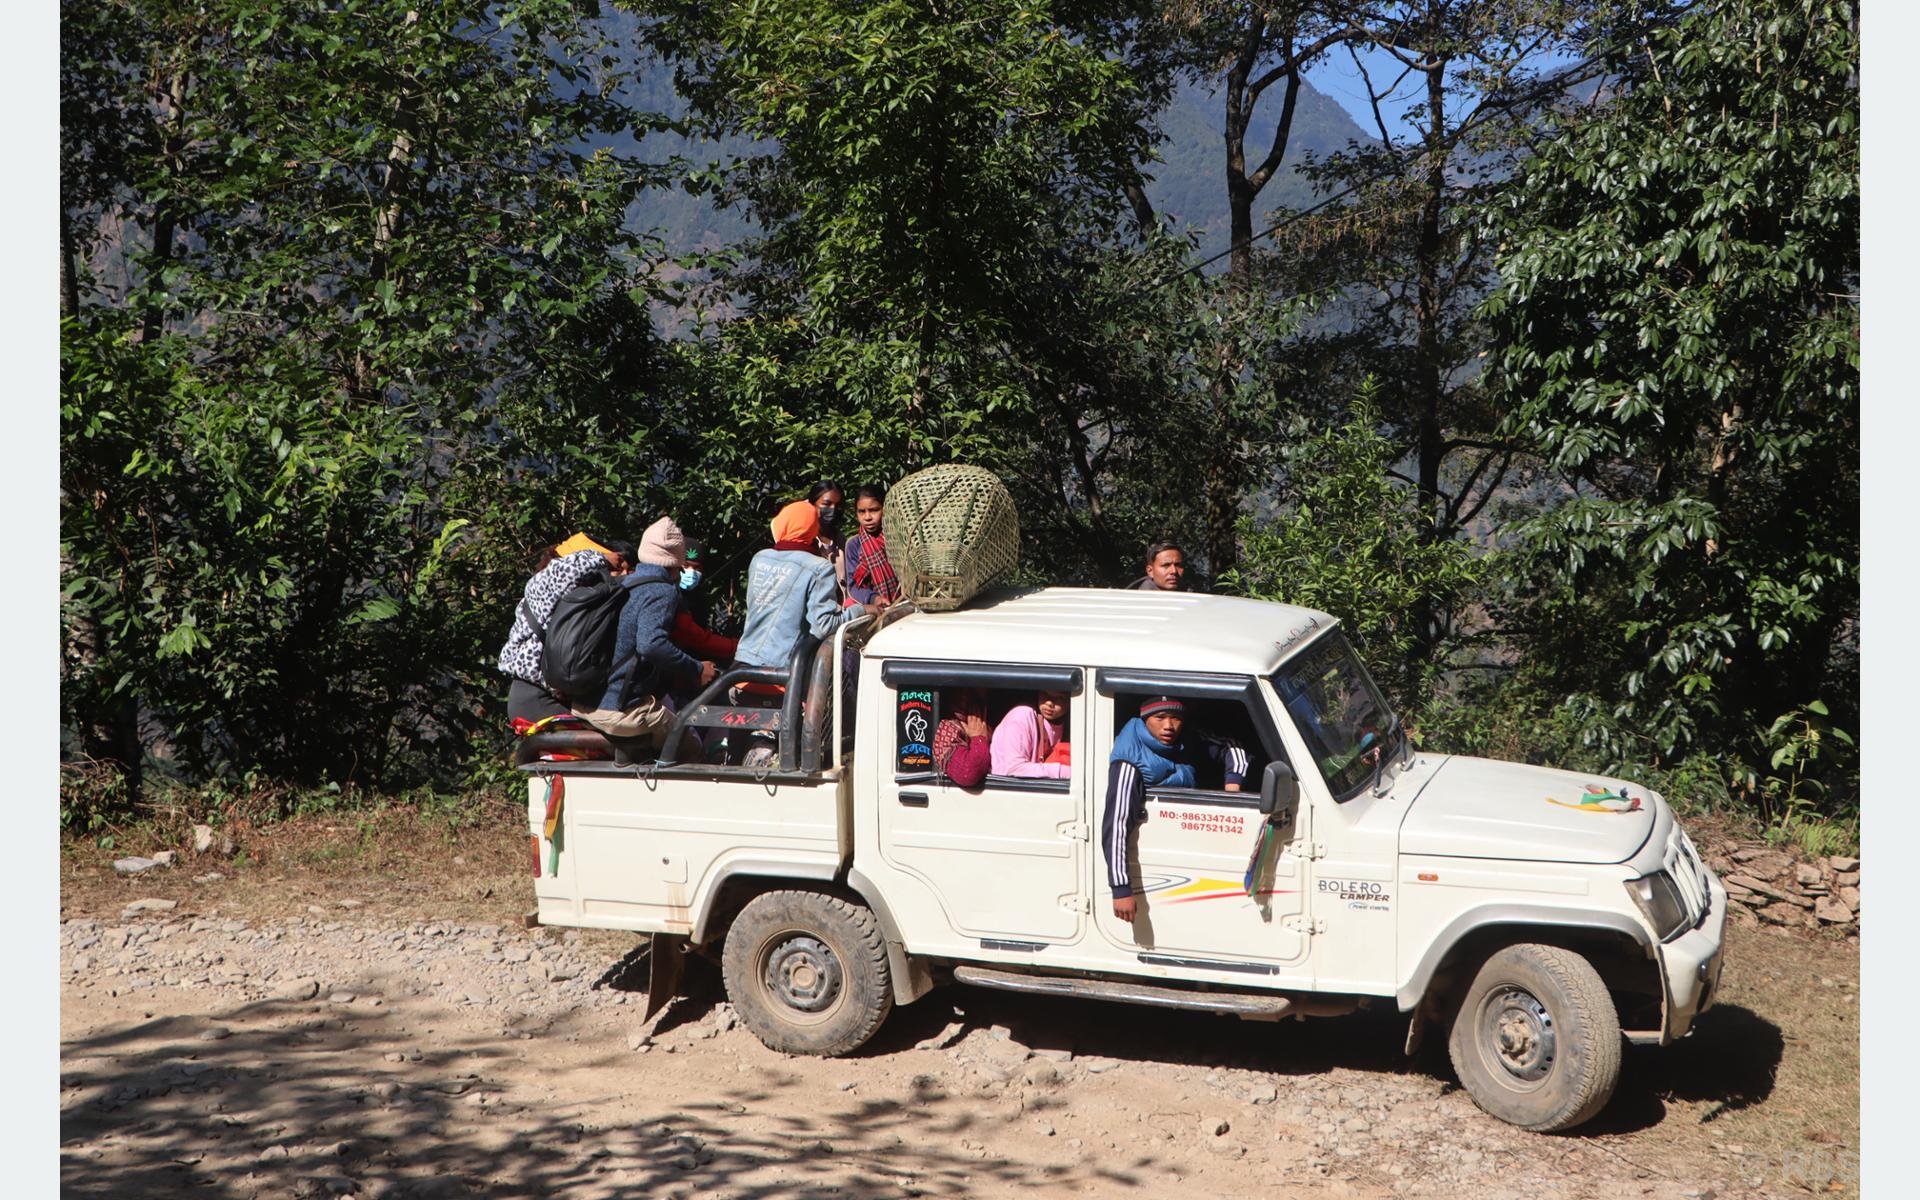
880,661 -> 1083,789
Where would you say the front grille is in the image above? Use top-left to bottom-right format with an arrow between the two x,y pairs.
1664,829 -> 1711,927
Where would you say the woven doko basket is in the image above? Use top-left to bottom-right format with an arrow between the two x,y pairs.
883,464 -> 1020,611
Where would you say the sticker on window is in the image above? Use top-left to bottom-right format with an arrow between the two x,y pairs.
897,689 -> 934,772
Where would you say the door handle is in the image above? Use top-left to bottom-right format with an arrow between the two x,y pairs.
898,791 -> 929,808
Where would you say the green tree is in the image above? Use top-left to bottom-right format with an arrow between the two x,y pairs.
1276,0 -> 1612,555
1226,384 -> 1487,712
1480,0 -> 1858,805
60,0 -> 667,800
627,0 -> 1272,582
1144,2 -> 1365,577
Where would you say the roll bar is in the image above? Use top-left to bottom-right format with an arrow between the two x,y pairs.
654,635 -> 819,769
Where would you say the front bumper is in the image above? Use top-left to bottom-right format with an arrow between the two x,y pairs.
1651,870 -> 1728,1044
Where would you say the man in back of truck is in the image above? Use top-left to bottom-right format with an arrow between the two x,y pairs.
499,533 -> 635,725
1127,540 -> 1192,591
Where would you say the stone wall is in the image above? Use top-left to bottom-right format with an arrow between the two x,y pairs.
1700,842 -> 1860,935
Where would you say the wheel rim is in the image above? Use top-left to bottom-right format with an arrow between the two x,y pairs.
1478,985 -> 1557,1087
758,931 -> 845,1026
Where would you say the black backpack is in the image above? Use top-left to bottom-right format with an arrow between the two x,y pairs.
521,568 -> 627,705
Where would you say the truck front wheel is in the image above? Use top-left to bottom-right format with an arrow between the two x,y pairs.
722,890 -> 894,1057
1447,943 -> 1622,1132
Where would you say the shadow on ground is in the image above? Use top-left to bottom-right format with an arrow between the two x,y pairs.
61,983 -> 1162,1199
855,975 -> 1786,1138
1580,1004 -> 1786,1135
62,931 -> 1795,1197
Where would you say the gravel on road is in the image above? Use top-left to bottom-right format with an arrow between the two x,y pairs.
58,907 -> 1841,1200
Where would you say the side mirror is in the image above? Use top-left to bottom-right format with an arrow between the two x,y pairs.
1259,760 -> 1299,820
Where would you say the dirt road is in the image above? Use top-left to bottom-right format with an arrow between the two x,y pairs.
60,887 -> 1857,1200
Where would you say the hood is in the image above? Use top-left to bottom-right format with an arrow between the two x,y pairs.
621,563 -> 678,588
1397,756 -> 1661,864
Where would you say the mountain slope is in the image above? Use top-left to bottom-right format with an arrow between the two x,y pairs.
1142,77 -> 1375,259
594,17 -> 1375,264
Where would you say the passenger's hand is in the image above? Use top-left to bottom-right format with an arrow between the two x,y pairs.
963,714 -> 990,740
1113,895 -> 1137,922
698,660 -> 718,687
865,598 -> 890,617
1224,782 -> 1243,793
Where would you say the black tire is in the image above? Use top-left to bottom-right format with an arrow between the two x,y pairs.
1446,943 -> 1622,1132
721,890 -> 893,1057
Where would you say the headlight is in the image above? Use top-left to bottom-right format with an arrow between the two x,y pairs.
1624,872 -> 1690,941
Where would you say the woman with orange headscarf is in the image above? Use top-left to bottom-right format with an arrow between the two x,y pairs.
734,499 -> 887,673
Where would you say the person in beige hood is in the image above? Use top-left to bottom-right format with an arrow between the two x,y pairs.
574,516 -> 719,763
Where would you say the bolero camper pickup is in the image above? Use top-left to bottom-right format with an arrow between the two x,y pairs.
517,588 -> 1726,1132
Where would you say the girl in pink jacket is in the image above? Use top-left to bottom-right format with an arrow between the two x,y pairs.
990,690 -> 1071,779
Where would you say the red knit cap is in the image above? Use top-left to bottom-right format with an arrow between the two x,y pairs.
1139,697 -> 1185,719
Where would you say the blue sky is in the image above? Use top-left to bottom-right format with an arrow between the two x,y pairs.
1308,41 -> 1588,144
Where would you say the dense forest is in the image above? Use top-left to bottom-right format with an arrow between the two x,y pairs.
60,0 -> 1859,850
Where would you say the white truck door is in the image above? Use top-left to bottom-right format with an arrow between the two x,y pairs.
873,661 -> 1088,945
1089,671 -> 1313,974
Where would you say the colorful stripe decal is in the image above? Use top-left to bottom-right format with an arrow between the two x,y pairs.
1167,888 -> 1297,904
1153,875 -> 1299,904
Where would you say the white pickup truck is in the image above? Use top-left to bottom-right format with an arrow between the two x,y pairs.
519,588 -> 1726,1132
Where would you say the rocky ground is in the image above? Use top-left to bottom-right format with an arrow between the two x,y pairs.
60,816 -> 1860,1199
1702,844 -> 1860,933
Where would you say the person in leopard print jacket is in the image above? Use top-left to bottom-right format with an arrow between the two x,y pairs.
498,533 -> 634,722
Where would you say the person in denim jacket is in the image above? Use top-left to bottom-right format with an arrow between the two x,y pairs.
735,500 -> 886,672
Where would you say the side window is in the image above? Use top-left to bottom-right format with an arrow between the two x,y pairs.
882,662 -> 1082,791
1108,686 -> 1282,795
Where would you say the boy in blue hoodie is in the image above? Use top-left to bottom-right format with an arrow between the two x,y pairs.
1102,697 -> 1249,923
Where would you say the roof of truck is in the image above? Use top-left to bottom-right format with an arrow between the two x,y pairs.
862,587 -> 1339,676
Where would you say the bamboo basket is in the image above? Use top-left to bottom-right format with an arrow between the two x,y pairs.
882,464 -> 1020,611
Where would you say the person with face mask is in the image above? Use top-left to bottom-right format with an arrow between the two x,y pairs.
808,480 -> 848,591
666,540 -> 737,663
574,517 -> 719,764
679,543 -> 705,593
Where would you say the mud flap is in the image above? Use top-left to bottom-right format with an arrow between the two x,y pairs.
643,932 -> 688,1024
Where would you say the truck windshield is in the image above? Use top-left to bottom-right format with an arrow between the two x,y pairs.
1272,631 -> 1399,802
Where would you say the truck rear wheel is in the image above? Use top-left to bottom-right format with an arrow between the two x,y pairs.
1447,943 -> 1622,1132
721,890 -> 893,1057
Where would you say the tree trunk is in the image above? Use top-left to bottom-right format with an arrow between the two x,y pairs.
60,205 -> 79,318
1413,53 -> 1449,533
140,65 -> 188,344
1222,17 -> 1262,281
1204,372 -> 1241,582
1408,42 -> 1452,657
64,546 -> 144,801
